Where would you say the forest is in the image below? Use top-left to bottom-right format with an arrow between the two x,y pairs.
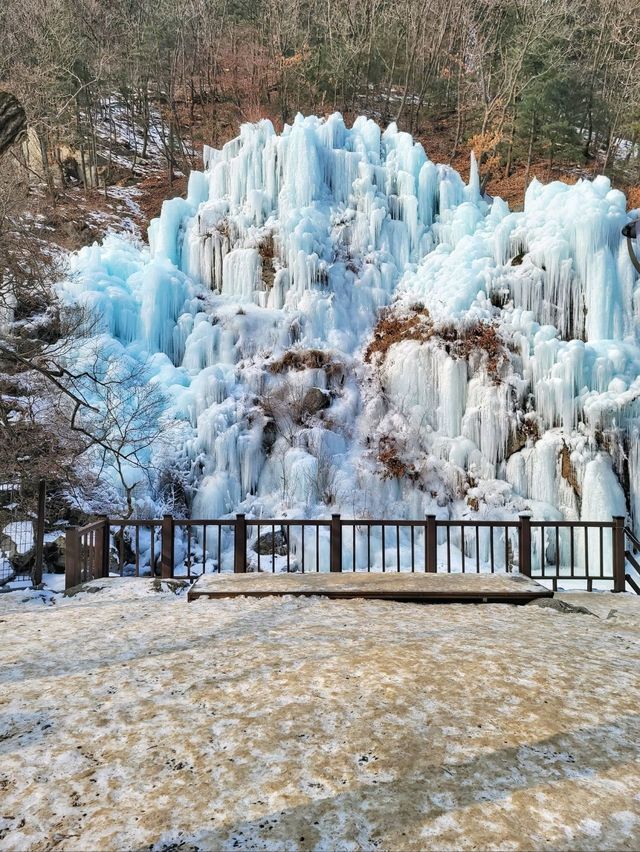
2,0 -> 640,205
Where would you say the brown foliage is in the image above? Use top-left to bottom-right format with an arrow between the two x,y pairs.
560,442 -> 581,497
268,348 -> 343,381
366,306 -> 507,381
258,233 -> 276,290
364,306 -> 432,363
377,435 -> 418,481
438,321 -> 505,381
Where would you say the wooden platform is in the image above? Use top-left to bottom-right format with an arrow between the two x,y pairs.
187,571 -> 553,604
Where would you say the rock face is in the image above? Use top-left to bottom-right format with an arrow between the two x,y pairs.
301,387 -> 330,417
7,536 -> 67,574
0,91 -> 27,157
261,419 -> 278,454
252,529 -> 288,555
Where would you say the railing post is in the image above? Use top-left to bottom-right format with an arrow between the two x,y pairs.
65,526 -> 80,590
426,514 -> 437,573
32,479 -> 46,587
234,513 -> 247,573
161,514 -> 175,578
330,513 -> 342,572
94,516 -> 110,579
518,513 -> 532,577
612,515 -> 625,593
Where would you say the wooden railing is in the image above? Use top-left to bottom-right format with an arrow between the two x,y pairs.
65,513 -> 638,593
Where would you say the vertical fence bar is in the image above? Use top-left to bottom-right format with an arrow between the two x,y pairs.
489,527 -> 495,572
32,479 -> 46,587
519,514 -> 532,577
410,526 -> 415,573
271,523 -> 276,573
353,524 -> 357,572
95,516 -> 110,579
330,514 -> 342,572
257,523 -> 261,572
65,527 -> 81,590
426,515 -> 437,573
234,513 -> 247,573
135,525 -> 140,576
475,526 -> 480,573
161,514 -> 175,578
612,516 -> 625,593
150,525 -> 156,576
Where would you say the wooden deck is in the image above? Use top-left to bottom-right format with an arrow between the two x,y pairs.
187,571 -> 553,604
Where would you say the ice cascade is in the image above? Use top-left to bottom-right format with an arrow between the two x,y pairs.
58,113 -> 640,542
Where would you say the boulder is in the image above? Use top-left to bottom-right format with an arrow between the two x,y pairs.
252,529 -> 288,556
0,533 -> 17,558
7,535 -> 66,574
301,387 -> 330,416
262,419 -> 278,454
43,536 -> 66,573
9,546 -> 35,574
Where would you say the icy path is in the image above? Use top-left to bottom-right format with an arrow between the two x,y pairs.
1,580 -> 639,851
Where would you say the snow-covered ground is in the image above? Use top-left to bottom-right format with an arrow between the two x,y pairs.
1,579 -> 639,850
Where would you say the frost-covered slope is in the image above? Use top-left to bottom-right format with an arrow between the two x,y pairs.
60,113 -> 640,528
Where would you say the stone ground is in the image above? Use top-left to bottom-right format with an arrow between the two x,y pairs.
1,578 -> 639,851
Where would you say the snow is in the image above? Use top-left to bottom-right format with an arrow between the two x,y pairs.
0,580 -> 639,849
52,113 -> 640,545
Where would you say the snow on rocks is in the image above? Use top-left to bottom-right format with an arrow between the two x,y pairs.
0,581 -> 639,849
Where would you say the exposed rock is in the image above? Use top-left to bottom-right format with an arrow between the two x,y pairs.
64,582 -> 105,597
1,534 -> 17,558
262,419 -> 278,454
151,578 -> 189,594
252,529 -> 288,556
528,597 -> 597,616
560,442 -> 581,497
301,387 -> 330,416
44,536 -> 66,573
9,547 -> 36,574
0,91 -> 27,157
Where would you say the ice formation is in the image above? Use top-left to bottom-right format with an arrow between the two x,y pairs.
58,113 -> 640,541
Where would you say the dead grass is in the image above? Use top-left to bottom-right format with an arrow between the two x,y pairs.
377,435 -> 419,481
366,306 -> 507,382
560,441 -> 581,497
258,232 -> 276,290
268,348 -> 344,382
364,306 -> 433,363
136,172 -> 189,237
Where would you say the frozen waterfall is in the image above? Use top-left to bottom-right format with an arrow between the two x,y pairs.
58,112 -> 640,540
